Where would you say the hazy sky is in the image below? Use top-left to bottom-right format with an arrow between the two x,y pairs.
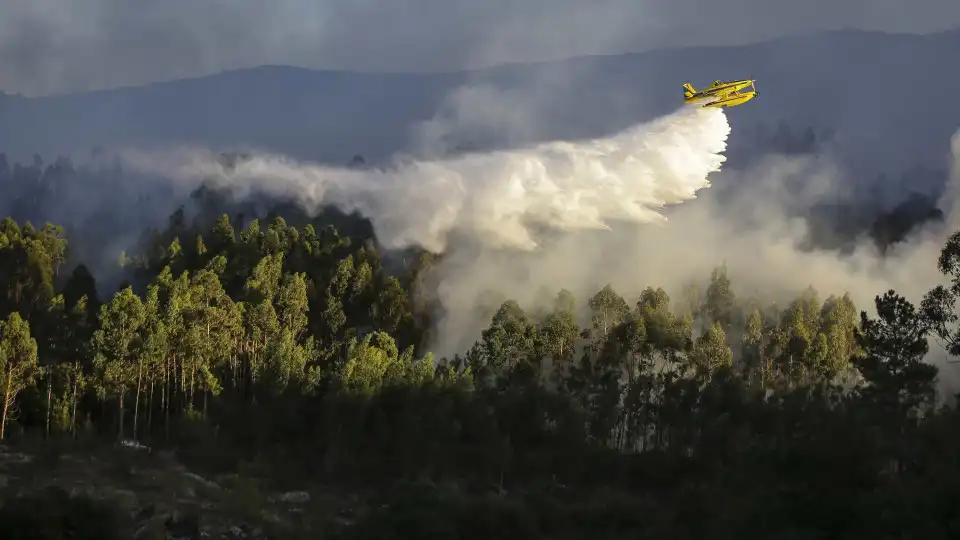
1,0 -> 958,96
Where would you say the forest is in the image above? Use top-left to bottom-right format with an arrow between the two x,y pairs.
2,153 -> 960,539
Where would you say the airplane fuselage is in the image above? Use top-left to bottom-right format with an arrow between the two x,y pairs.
691,80 -> 752,97
683,79 -> 757,108
702,91 -> 757,108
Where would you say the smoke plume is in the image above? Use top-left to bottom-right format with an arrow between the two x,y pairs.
116,101 -> 960,393
121,105 -> 730,254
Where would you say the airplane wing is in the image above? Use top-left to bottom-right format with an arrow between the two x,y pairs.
684,79 -> 757,108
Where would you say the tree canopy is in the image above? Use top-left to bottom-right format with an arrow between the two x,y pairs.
1,152 -> 959,539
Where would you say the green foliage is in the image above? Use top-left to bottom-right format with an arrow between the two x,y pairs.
1,161 -> 960,538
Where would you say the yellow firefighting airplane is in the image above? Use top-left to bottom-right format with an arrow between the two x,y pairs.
682,79 -> 757,108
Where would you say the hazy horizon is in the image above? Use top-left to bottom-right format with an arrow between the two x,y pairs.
2,0 -> 957,96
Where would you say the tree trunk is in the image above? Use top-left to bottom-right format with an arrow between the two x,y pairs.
118,390 -> 125,440
45,370 -> 52,438
133,361 -> 143,439
160,361 -> 166,414
146,381 -> 155,440
70,370 -> 79,438
0,372 -> 12,441
181,365 -> 188,411
164,373 -> 170,441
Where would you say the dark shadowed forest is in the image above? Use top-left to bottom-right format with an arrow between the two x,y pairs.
2,152 -> 960,539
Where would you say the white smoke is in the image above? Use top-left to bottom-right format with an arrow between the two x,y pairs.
121,105 -> 730,254
118,103 -> 960,394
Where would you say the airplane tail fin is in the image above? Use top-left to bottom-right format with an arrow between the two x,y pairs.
682,83 -> 695,99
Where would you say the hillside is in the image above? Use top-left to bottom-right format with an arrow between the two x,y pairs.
5,27 -> 960,540
1,28 -> 957,177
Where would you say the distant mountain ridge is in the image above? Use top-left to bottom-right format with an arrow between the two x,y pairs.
1,28 -> 958,176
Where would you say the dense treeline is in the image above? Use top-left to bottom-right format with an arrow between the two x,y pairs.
3,153 -> 960,538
